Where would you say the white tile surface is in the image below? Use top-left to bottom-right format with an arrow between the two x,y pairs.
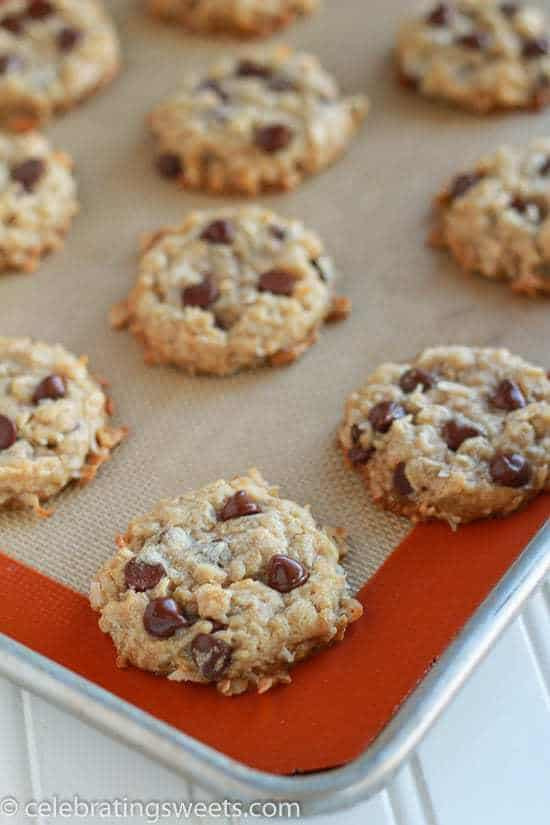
1,590 -> 549,825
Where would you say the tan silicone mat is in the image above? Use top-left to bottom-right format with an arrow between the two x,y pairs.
0,0 -> 548,597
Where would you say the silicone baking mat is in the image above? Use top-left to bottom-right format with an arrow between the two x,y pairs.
0,0 -> 549,775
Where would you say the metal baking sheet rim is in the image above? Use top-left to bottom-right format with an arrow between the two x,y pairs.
0,520 -> 548,817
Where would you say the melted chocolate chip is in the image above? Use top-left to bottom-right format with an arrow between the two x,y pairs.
200,219 -> 234,244
32,374 -> 66,404
500,2 -> 518,16
124,558 -> 166,592
218,490 -> 262,521
236,59 -> 272,78
539,156 -> 550,176
426,3 -> 452,26
449,172 -> 482,200
490,453 -> 532,487
456,32 -> 489,50
490,379 -> 526,411
57,27 -> 81,52
258,268 -> 296,296
254,124 -> 293,153
182,276 -> 219,309
0,53 -> 23,74
208,619 -> 227,632
348,446 -> 375,466
1,15 -> 24,34
394,462 -> 413,496
267,554 -> 309,593
368,401 -> 407,433
523,37 -> 549,58
27,0 -> 54,18
11,158 -> 45,192
0,415 -> 16,450
399,368 -> 434,394
510,196 -> 543,220
269,225 -> 287,241
143,598 -> 187,638
351,423 -> 363,444
156,153 -> 182,179
191,634 -> 232,680
442,419 -> 481,451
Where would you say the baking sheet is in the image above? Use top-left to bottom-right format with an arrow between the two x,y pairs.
0,0 -> 549,773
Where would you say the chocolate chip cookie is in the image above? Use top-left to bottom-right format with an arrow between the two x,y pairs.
339,346 -> 550,527
432,139 -> 550,295
0,131 -> 77,272
0,336 -> 126,514
111,206 -> 350,376
150,47 -> 368,195
397,1 -> 550,112
90,469 -> 362,695
0,0 -> 120,130
148,0 -> 318,38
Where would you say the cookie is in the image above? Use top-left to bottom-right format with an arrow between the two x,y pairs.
111,206 -> 351,376
90,468 -> 362,695
0,131 -> 77,272
397,1 -> 550,112
0,336 -> 126,514
0,0 -> 120,130
431,139 -> 550,296
339,346 -> 550,527
150,47 -> 368,195
148,0 -> 318,38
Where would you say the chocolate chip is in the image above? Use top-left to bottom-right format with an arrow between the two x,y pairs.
143,597 -> 187,638
399,71 -> 419,90
27,0 -> 54,18
156,153 -> 182,179
267,554 -> 309,593
449,172 -> 482,200
399,368 -> 434,394
490,379 -> 526,411
394,462 -> 413,496
509,196 -> 543,220
57,27 -> 81,52
0,415 -> 16,450
1,15 -> 24,34
197,79 -> 229,103
209,619 -> 227,632
258,268 -> 296,296
0,54 -> 23,74
500,3 -> 518,17
124,559 -> 166,592
539,156 -> 550,176
269,225 -> 287,241
191,634 -> 232,680
490,453 -> 532,487
426,3 -> 452,26
310,258 -> 328,282
236,59 -> 272,78
218,490 -> 262,521
523,37 -> 549,58
32,374 -> 66,404
351,423 -> 363,444
11,158 -> 45,192
268,75 -> 296,93
348,446 -> 375,466
182,276 -> 219,309
456,32 -> 489,50
254,124 -> 293,153
368,401 -> 406,433
442,419 -> 481,451
200,219 -> 234,244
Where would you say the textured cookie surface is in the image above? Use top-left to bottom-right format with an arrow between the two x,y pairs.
397,1 -> 550,112
0,336 -> 126,513
0,0 -> 119,129
150,47 -> 368,195
148,0 -> 318,37
339,346 -> 550,527
112,206 -> 350,376
432,139 -> 550,295
90,469 -> 362,696
0,131 -> 77,272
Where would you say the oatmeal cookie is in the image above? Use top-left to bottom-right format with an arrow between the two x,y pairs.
111,206 -> 350,376
150,46 -> 368,195
90,469 -> 362,696
0,131 -> 77,272
432,139 -> 550,295
397,1 -> 550,112
148,0 -> 319,38
0,336 -> 126,514
339,346 -> 550,527
0,0 -> 120,130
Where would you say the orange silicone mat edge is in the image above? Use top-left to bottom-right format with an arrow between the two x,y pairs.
1,493 -> 548,775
